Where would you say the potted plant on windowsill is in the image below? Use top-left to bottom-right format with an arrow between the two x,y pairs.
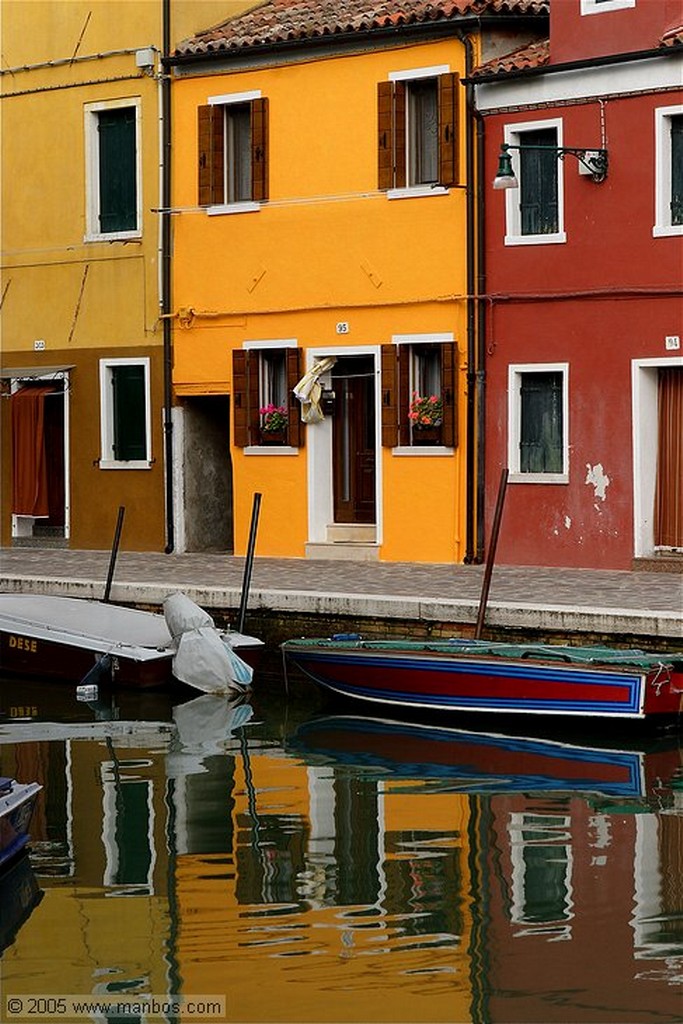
259,404 -> 288,444
409,392 -> 443,444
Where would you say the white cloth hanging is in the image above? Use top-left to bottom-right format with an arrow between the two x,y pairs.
293,356 -> 337,423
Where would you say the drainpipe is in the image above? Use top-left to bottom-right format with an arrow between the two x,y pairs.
161,0 -> 174,552
462,33 -> 477,564
475,94 -> 486,564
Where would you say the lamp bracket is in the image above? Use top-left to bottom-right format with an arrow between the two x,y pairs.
501,142 -> 608,183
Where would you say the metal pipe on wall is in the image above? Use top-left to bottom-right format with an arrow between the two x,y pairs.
162,0 -> 175,553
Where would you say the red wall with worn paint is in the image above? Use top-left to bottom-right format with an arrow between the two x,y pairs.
483,76 -> 682,567
549,0 -> 682,65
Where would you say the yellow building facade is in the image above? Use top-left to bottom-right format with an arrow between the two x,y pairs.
169,9 -> 493,563
0,1 -> 250,551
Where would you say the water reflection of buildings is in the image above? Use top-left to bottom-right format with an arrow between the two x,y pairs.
1,689 -> 681,1023
478,787 -> 683,1022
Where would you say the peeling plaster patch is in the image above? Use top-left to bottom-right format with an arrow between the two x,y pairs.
564,516 -> 571,530
585,463 -> 610,501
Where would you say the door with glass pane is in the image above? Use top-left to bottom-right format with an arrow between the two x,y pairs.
332,357 -> 376,524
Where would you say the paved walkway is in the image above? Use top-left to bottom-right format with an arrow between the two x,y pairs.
1,547 -> 681,641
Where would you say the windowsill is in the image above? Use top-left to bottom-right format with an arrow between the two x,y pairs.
387,186 -> 449,200
84,231 -> 142,243
652,224 -> 683,238
509,472 -> 568,484
99,459 -> 152,470
504,231 -> 567,246
393,445 -> 454,456
244,445 -> 298,456
208,202 -> 261,216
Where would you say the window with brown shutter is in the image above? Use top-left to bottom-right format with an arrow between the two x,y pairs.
381,342 -> 457,448
377,73 -> 459,190
233,347 -> 303,448
198,97 -> 269,207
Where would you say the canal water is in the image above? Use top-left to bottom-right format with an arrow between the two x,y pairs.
1,663 -> 681,1024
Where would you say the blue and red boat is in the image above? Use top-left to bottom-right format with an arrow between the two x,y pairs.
0,777 -> 42,869
281,636 -> 683,721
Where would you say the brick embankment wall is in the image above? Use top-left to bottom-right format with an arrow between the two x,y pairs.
130,602 -> 683,656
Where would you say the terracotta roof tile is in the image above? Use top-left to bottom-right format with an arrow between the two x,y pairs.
175,0 -> 549,58
470,37 -> 549,76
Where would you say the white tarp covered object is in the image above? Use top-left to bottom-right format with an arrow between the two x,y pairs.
293,356 -> 337,423
163,592 -> 253,694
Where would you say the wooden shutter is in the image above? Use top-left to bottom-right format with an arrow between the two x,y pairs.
393,81 -> 406,189
198,104 -> 224,206
287,347 -> 304,447
381,344 -> 398,447
654,367 -> 683,547
112,365 -> 146,460
398,345 -> 411,446
247,350 -> 260,443
251,97 -> 269,202
232,350 -> 248,447
441,342 -> 457,448
438,73 -> 459,188
378,82 -> 394,190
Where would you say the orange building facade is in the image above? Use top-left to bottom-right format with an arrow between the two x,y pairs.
168,3 -> 547,561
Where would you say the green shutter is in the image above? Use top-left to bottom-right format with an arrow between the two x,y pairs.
520,372 -> 563,473
112,364 -> 146,460
520,128 -> 558,235
671,115 -> 683,226
98,108 -> 137,233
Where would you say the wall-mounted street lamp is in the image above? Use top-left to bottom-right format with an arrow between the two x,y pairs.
492,142 -> 609,189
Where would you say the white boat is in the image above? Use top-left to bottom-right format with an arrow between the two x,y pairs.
0,592 -> 263,690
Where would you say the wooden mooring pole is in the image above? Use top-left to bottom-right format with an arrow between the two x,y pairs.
474,469 -> 508,640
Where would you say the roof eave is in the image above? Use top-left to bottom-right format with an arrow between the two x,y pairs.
166,12 -> 548,69
466,42 -> 681,83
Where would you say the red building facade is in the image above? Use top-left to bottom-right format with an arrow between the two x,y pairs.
474,0 -> 682,569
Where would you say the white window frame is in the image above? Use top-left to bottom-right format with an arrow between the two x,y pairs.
207,90 -> 262,216
508,362 -> 569,484
99,356 -> 152,469
84,97 -> 142,242
387,65 -> 450,200
581,0 -> 635,14
101,759 -> 156,896
503,118 -> 567,246
653,105 -> 683,238
9,369 -> 72,540
508,811 -> 574,940
631,355 -> 683,557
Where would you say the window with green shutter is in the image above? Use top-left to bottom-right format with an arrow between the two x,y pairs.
112,364 -> 147,460
520,371 -> 564,474
671,115 -> 683,226
98,107 -> 137,233
99,358 -> 150,468
520,128 -> 559,236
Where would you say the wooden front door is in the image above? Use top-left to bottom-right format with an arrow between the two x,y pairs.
332,357 -> 376,524
654,366 -> 683,549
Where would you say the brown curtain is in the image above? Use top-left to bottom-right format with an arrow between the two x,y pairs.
654,367 -> 683,548
11,386 -> 52,516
